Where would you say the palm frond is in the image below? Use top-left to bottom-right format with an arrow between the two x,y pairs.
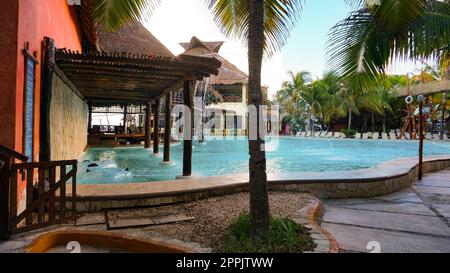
205,0 -> 303,57
92,0 -> 161,31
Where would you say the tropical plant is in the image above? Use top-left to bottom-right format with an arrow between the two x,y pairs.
206,0 -> 304,236
328,0 -> 450,90
91,0 -> 304,239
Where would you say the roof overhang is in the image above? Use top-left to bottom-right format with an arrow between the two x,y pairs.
395,80 -> 450,97
55,49 -> 221,106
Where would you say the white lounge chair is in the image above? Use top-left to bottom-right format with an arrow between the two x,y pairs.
334,132 -> 343,138
433,134 -> 440,140
389,132 -> 398,140
314,131 -> 321,137
372,132 -> 380,140
325,132 -> 333,138
305,131 -> 312,137
403,132 -> 411,140
381,133 -> 389,140
362,133 -> 369,139
425,133 -> 433,140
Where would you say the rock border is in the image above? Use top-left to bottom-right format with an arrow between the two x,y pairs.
295,197 -> 339,253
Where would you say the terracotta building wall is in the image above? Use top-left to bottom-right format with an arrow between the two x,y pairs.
0,1 -> 20,149
0,1 -> 83,208
15,0 -> 83,160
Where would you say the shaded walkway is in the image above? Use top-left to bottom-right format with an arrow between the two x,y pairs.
322,168 -> 450,253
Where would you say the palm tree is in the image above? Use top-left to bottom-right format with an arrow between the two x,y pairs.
328,0 -> 450,90
91,0 -> 304,236
302,80 -> 329,130
276,71 -> 311,131
206,0 -> 304,236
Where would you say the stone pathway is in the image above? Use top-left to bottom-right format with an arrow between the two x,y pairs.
322,168 -> 450,253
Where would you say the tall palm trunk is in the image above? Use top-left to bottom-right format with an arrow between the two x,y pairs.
348,109 -> 352,130
371,112 -> 375,132
248,0 -> 270,237
382,110 -> 387,133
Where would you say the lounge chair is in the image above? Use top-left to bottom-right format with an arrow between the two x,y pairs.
372,132 -> 380,140
433,134 -> 440,140
425,133 -> 433,140
334,132 -> 343,138
389,132 -> 398,140
305,131 -> 312,137
314,131 -> 321,138
381,133 -> 389,140
443,134 -> 449,140
403,132 -> 411,140
325,131 -> 333,138
295,132 -> 301,137
362,133 -> 369,139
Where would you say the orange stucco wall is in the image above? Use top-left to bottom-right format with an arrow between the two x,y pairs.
0,0 -> 82,205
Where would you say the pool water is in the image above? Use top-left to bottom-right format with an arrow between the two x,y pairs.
78,137 -> 450,184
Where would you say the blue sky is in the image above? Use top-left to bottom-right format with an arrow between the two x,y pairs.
145,0 -> 416,98
279,1 -> 351,80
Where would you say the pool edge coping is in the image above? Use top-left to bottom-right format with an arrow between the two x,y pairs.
70,155 -> 450,202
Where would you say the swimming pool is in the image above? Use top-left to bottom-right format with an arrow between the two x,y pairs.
78,137 -> 450,184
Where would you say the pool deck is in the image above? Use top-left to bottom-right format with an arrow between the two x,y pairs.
322,167 -> 450,253
69,155 -> 450,212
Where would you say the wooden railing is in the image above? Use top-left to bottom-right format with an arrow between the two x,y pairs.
9,160 -> 77,235
0,145 -> 28,240
0,144 -> 77,239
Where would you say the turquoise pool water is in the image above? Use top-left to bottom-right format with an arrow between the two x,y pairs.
78,137 -> 450,184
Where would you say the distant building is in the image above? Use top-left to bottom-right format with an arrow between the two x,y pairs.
180,37 -> 269,134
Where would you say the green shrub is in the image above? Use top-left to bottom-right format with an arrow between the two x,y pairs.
218,213 -> 316,253
340,129 -> 357,138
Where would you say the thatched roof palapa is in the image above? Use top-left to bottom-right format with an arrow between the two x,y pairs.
180,36 -> 248,85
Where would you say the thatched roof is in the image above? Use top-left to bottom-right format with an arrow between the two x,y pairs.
180,37 -> 248,85
97,23 -> 174,58
395,80 -> 450,97
76,0 -> 173,57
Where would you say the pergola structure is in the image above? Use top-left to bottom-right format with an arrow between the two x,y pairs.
395,80 -> 450,97
47,45 -> 221,177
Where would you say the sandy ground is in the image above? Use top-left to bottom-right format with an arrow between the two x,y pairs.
139,192 -> 315,249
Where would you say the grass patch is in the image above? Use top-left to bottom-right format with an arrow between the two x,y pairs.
218,213 -> 316,253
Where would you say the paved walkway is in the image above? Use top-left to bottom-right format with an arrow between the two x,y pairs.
322,168 -> 450,253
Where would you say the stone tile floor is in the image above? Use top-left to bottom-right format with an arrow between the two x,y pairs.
322,168 -> 450,253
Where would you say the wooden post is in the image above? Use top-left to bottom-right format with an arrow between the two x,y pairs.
153,99 -> 161,155
0,154 -> 11,240
88,101 -> 93,134
441,92 -> 446,140
123,105 -> 128,134
183,81 -> 193,177
163,92 -> 172,162
418,100 -> 424,180
144,100 -> 152,149
39,37 -> 55,162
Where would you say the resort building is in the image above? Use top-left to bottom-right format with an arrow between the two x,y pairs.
180,37 -> 269,135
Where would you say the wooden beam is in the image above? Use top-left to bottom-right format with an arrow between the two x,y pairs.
153,99 -> 161,155
163,92 -> 172,163
39,37 -> 55,162
123,106 -> 128,133
144,100 -> 152,149
88,101 -> 93,134
182,81 -> 194,177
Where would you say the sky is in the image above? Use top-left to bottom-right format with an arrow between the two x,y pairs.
144,0 -> 420,99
